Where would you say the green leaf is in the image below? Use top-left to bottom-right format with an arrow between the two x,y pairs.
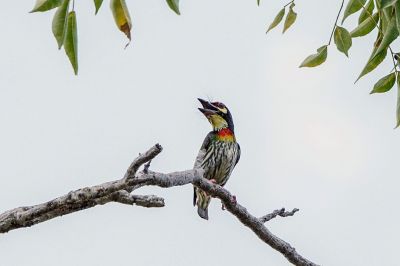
334,26 -> 352,57
356,39 -> 387,82
64,11 -> 78,75
283,3 -> 297,33
30,0 -> 61,13
52,0 -> 70,49
377,0 -> 397,9
94,0 -> 104,15
373,16 -> 399,57
166,0 -> 180,15
381,8 -> 391,31
342,0 -> 367,24
299,46 -> 328,68
359,0 -> 375,24
110,0 -> 132,41
395,0 -> 400,32
396,74 -> 400,128
351,12 -> 379,37
266,8 -> 285,33
370,72 -> 396,93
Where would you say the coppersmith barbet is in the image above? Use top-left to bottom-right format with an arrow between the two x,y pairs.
193,98 -> 240,220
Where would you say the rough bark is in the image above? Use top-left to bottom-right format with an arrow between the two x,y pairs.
0,144 -> 318,266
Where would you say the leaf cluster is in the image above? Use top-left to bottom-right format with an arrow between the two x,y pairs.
265,1 -> 297,34
31,0 -> 400,127
30,0 -> 181,74
297,0 -> 400,127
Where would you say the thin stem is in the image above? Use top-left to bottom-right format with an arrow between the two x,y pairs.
328,0 -> 345,45
283,0 -> 294,8
72,0 -> 75,11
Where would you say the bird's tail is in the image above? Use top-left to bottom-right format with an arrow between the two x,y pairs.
197,206 -> 209,220
194,187 -> 211,220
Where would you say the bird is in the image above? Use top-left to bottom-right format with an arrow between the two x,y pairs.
193,98 -> 241,220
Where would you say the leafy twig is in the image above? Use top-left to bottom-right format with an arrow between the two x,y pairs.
283,0 -> 295,8
328,0 -> 345,45
360,4 -> 398,73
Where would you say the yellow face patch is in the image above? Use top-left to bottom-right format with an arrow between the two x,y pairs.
208,114 -> 228,131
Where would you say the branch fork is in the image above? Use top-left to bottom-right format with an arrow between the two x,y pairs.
0,144 -> 318,266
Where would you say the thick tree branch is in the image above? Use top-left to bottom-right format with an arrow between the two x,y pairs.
131,169 -> 317,265
0,144 -> 163,234
96,191 -> 165,207
0,144 -> 318,266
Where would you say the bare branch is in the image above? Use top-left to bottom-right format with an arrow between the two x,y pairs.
259,208 -> 300,223
98,191 -> 165,208
0,144 -> 163,234
125,170 -> 317,265
190,177 -> 316,266
123,144 -> 162,180
0,144 -> 318,266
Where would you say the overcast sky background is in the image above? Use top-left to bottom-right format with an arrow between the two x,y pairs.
1,1 -> 399,265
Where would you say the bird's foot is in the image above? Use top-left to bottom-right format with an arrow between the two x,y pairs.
221,203 -> 225,210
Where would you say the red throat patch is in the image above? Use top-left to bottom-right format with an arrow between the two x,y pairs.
216,128 -> 235,141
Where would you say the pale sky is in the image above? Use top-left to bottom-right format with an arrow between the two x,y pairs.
1,1 -> 399,265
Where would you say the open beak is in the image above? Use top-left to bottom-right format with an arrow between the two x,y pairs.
198,98 -> 218,117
